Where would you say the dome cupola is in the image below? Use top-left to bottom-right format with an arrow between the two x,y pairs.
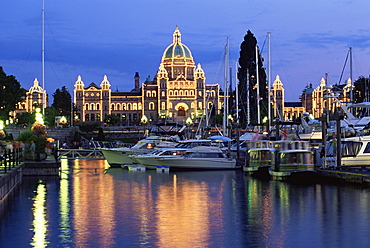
162,26 -> 193,60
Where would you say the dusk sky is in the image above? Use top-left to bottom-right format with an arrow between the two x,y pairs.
1,0 -> 369,102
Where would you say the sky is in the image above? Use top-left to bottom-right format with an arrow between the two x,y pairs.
1,0 -> 370,102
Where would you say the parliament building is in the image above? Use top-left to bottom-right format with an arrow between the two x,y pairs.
73,27 -> 223,126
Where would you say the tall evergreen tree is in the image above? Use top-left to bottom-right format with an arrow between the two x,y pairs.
237,30 -> 268,127
0,67 -> 25,119
52,86 -> 72,120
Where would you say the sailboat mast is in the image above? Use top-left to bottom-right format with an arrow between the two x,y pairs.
42,0 -> 45,115
267,32 -> 271,129
256,46 -> 261,124
223,36 -> 229,136
350,47 -> 353,102
247,69 -> 250,125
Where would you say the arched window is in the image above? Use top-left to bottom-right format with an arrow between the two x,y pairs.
138,103 -> 142,110
149,102 -> 155,110
122,103 -> 126,110
116,103 -> 121,110
179,90 -> 183,96
199,91 -> 202,96
111,104 -> 115,110
146,91 -> 151,97
127,103 -> 132,110
133,103 -> 137,110
152,90 -> 156,97
185,90 -> 188,96
162,91 -> 165,97
174,91 -> 178,96
169,103 -> 173,109
169,90 -> 173,96
85,104 -> 89,110
178,106 -> 185,116
161,102 -> 165,110
191,90 -> 194,96
91,103 -> 95,110
96,103 -> 100,110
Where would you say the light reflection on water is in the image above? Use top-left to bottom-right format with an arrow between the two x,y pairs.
1,159 -> 370,247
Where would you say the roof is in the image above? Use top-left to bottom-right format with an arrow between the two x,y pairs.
162,26 -> 193,59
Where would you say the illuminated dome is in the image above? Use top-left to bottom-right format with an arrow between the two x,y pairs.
162,26 -> 193,59
29,78 -> 45,93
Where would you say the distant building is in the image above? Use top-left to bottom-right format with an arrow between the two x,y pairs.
13,78 -> 48,119
73,26 -> 223,125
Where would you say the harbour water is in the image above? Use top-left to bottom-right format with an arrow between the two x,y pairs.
1,159 -> 370,247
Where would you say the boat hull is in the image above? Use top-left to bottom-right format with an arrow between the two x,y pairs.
158,157 -> 237,169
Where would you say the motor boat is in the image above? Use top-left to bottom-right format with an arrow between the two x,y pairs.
158,146 -> 237,170
269,140 -> 315,179
100,135 -> 179,167
244,140 -> 274,175
325,135 -> 370,168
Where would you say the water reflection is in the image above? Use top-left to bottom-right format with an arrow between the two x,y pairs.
2,159 -> 370,247
31,181 -> 48,247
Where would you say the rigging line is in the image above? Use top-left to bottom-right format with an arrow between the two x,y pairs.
259,34 -> 268,54
338,49 -> 350,85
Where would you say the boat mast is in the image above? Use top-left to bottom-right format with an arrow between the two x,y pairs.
42,0 -> 45,115
247,69 -> 250,125
350,47 -> 353,103
267,32 -> 271,129
223,36 -> 229,136
256,46 -> 261,124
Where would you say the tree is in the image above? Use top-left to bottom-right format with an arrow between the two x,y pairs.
52,86 -> 72,121
16,112 -> 34,126
44,106 -> 58,127
237,30 -> 268,127
0,67 -> 26,119
104,114 -> 120,126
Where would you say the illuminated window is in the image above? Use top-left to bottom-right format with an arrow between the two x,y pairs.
161,102 -> 165,110
133,103 -> 137,110
111,104 -> 115,110
162,91 -> 165,97
169,90 -> 173,96
179,90 -> 183,96
198,102 -> 202,109
127,103 -> 132,110
85,104 -> 89,110
175,91 -> 178,96
116,103 -> 121,110
199,91 -> 202,96
152,90 -> 156,97
169,103 -> 173,109
149,102 -> 155,110
147,91 -> 151,97
185,90 -> 188,96
122,103 -> 126,110
138,103 -> 142,110
191,102 -> 194,108
178,106 -> 185,116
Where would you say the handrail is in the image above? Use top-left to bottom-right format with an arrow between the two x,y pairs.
1,148 -> 23,173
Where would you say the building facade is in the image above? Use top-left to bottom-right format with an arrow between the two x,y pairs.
73,27 -> 223,126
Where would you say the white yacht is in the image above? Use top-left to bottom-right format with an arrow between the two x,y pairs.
130,148 -> 188,169
100,135 -> 179,167
325,135 -> 370,168
158,146 -> 237,170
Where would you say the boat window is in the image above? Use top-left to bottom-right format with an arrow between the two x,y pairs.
340,141 -> 362,157
364,143 -> 370,153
